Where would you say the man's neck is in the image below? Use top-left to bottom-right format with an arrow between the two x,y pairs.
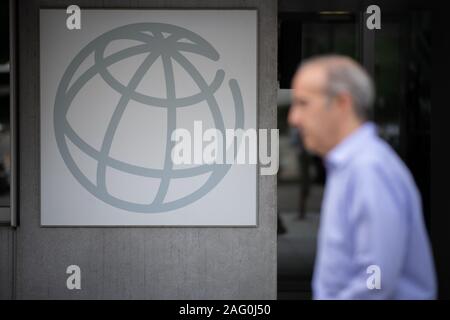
337,118 -> 364,145
323,117 -> 364,157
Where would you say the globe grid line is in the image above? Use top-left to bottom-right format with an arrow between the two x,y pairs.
95,50 -> 162,197
152,33 -> 177,205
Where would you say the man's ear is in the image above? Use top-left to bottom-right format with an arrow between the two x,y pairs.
334,91 -> 353,114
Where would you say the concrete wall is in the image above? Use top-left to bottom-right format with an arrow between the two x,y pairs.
0,0 -> 277,299
0,228 -> 14,299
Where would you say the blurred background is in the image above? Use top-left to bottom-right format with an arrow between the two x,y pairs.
277,1 -> 431,299
0,1 -> 11,209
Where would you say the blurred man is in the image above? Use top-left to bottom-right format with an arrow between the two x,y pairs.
288,55 -> 436,299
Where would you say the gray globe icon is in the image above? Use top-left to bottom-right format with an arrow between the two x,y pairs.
54,23 -> 245,213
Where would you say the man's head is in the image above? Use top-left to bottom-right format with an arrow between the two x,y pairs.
288,55 -> 375,157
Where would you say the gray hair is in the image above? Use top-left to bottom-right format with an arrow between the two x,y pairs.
299,55 -> 375,120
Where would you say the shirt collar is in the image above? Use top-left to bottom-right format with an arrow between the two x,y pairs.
324,121 -> 377,171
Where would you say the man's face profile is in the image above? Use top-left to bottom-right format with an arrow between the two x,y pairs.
288,65 -> 341,157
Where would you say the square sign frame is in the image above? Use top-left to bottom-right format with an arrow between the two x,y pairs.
40,9 -> 258,226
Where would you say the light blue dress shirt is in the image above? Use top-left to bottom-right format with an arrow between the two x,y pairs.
312,122 -> 436,299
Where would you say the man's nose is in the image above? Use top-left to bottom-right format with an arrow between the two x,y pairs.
288,107 -> 301,128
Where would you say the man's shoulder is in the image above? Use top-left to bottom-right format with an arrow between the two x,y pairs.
349,136 -> 418,195
352,135 -> 403,171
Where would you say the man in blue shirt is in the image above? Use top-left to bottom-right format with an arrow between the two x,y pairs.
288,55 -> 436,299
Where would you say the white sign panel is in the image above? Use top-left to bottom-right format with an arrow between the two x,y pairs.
40,10 -> 257,226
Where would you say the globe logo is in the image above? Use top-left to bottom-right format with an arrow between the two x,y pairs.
54,23 -> 244,213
